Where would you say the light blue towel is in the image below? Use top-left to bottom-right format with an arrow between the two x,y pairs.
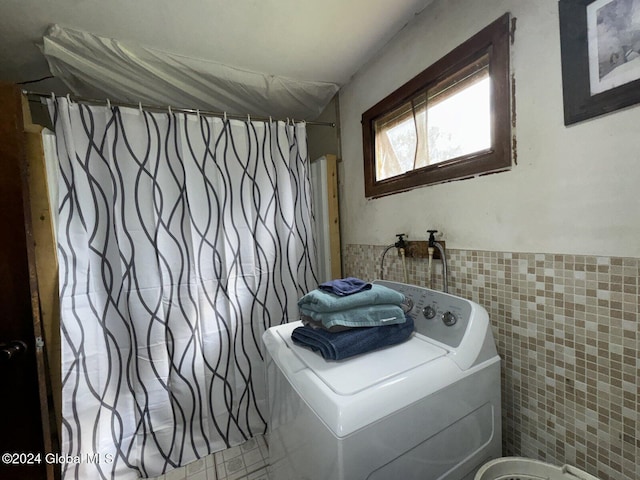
299,304 -> 406,329
298,284 -> 405,313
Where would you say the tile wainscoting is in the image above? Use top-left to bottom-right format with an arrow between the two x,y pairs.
344,244 -> 639,480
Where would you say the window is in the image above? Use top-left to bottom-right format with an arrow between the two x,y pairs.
362,14 -> 512,198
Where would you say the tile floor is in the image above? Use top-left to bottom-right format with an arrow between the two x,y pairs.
148,435 -> 268,480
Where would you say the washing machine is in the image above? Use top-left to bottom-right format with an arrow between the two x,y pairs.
262,280 -> 501,480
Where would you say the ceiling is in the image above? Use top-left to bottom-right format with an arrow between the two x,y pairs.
0,0 -> 434,116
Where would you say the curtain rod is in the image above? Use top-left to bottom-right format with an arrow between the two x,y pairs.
22,90 -> 336,128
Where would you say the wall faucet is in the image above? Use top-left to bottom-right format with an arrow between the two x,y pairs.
427,230 -> 448,293
379,233 -> 407,280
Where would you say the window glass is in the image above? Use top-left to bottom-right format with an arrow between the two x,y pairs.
427,70 -> 490,164
374,93 -> 428,181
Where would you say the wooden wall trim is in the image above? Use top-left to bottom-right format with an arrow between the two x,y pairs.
324,154 -> 342,279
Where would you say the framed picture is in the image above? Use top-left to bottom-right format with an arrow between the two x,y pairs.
559,0 -> 640,125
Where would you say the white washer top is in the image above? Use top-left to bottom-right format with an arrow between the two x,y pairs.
264,322 -> 497,438
276,321 -> 447,395
263,281 -> 500,438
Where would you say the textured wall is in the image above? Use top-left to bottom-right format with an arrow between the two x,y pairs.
344,244 -> 639,480
337,0 -> 640,257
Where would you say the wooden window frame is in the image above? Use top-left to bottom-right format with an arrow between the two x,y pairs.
362,13 -> 512,198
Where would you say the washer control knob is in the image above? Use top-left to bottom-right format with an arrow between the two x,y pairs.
442,311 -> 457,326
422,305 -> 437,319
402,297 -> 414,313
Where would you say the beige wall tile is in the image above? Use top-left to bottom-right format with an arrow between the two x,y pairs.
344,244 -> 639,480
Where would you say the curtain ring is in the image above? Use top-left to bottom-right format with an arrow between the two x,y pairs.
106,98 -> 111,109
138,102 -> 143,114
196,109 -> 200,118
223,111 -> 227,121
168,105 -> 172,115
247,114 -> 251,122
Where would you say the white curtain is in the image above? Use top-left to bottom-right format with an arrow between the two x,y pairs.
48,97 -> 317,479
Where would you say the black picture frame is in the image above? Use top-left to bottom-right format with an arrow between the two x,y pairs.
559,0 -> 640,125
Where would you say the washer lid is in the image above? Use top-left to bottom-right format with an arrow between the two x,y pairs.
277,322 -> 448,395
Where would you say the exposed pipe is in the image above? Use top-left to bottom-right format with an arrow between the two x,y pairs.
400,247 -> 408,284
427,246 -> 434,289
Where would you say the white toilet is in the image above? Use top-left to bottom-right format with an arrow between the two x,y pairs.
262,280 -> 501,480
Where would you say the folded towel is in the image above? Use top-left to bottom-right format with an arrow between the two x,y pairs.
318,277 -> 372,296
299,304 -> 406,329
298,284 -> 406,313
301,315 -> 351,333
291,315 -> 415,361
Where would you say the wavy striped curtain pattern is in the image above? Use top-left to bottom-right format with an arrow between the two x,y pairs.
48,98 -> 317,479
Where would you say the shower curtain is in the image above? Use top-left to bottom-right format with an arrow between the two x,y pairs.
47,98 -> 317,479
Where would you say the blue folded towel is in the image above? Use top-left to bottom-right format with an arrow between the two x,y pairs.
291,316 -> 415,361
299,304 -> 406,329
318,277 -> 372,296
299,284 -> 406,313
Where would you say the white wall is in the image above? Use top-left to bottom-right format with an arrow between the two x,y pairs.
339,0 -> 640,258
307,95 -> 341,162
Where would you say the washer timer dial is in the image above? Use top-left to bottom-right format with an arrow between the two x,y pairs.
422,305 -> 437,319
442,311 -> 457,326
